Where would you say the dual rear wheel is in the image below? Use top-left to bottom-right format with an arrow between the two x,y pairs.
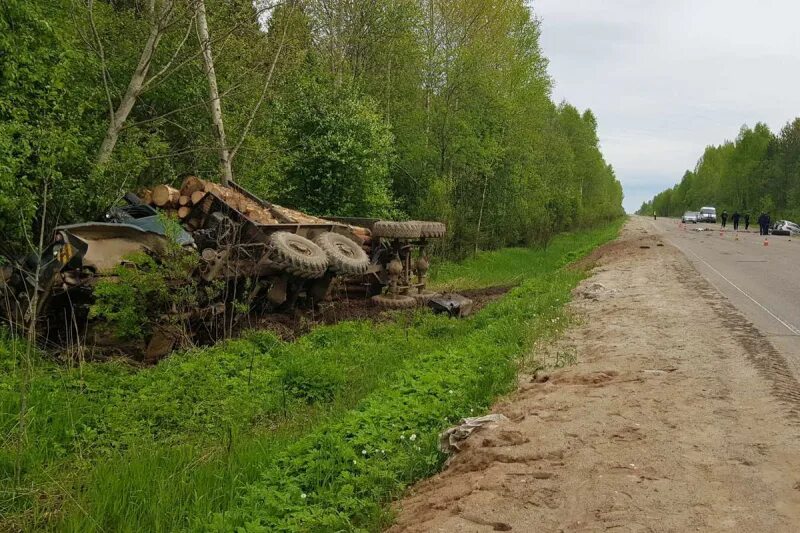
267,231 -> 369,278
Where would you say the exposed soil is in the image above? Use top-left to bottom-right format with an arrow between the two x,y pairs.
249,285 -> 513,341
55,282 -> 511,363
389,217 -> 800,532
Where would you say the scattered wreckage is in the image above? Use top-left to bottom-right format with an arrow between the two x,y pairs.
0,178 -> 468,360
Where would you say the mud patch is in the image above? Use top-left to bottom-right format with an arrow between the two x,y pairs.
242,285 -> 513,342
568,233 -> 659,271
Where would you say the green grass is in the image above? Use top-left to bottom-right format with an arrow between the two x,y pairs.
430,223 -> 622,291
0,219 -> 622,532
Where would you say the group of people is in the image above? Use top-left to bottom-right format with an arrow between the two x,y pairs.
719,210 -> 771,235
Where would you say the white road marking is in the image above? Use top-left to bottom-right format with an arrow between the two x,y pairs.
651,219 -> 800,337
684,248 -> 800,336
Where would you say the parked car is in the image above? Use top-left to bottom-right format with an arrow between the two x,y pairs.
770,220 -> 800,236
681,211 -> 699,223
698,206 -> 717,223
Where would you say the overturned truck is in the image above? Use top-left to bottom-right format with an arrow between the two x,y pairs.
0,179 -> 447,360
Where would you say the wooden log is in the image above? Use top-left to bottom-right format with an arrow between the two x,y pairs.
191,190 -> 207,205
140,188 -> 153,205
178,206 -> 191,219
180,175 -> 206,197
152,184 -> 181,207
178,195 -> 190,206
201,181 -> 280,224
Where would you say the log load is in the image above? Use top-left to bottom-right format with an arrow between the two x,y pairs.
152,185 -> 181,207
180,175 -> 206,197
143,178 -> 371,242
191,190 -> 207,205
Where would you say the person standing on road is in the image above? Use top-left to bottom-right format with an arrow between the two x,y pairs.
653,211 -> 657,220
732,211 -> 741,231
744,213 -> 750,231
758,212 -> 771,235
721,210 -> 728,228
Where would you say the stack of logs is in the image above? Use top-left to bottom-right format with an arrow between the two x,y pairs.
139,176 -> 372,246
142,176 -> 281,224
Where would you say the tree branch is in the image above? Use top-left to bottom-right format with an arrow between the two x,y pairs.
230,2 -> 292,161
87,0 -> 116,128
142,8 -> 196,90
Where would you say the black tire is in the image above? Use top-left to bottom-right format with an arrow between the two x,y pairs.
415,221 -> 446,239
371,293 -> 416,309
371,220 -> 422,239
313,232 -> 370,275
268,232 -> 328,279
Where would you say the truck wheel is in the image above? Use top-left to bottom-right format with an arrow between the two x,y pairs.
416,221 -> 446,238
371,221 -> 422,239
268,232 -> 328,278
314,232 -> 370,275
371,293 -> 416,309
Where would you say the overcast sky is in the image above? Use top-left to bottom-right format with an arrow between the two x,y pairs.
532,0 -> 800,212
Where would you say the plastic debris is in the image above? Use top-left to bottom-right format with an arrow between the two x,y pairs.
439,414 -> 509,453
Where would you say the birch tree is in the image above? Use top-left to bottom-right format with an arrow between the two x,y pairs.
93,0 -> 194,168
194,0 -> 232,185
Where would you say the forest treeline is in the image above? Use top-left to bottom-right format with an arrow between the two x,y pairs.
1,0 -> 623,257
638,119 -> 800,220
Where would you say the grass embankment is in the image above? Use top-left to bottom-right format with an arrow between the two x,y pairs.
0,220 -> 622,532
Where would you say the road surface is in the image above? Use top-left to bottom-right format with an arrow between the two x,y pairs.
390,217 -> 800,532
650,217 -> 800,378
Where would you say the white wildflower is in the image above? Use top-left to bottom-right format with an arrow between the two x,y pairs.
362,449 -> 367,455
301,493 -> 307,499
409,434 -> 417,441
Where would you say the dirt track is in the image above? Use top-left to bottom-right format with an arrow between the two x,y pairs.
390,217 -> 800,532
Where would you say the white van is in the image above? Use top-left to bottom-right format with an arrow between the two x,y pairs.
699,206 -> 717,223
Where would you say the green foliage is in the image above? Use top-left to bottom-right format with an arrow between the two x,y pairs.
640,120 -> 800,222
1,0 -> 622,258
89,216 -> 200,340
89,252 -> 165,339
0,223 -> 620,531
274,78 -> 396,218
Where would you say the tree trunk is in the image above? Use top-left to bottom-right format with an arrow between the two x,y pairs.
96,19 -> 165,167
195,0 -> 233,186
475,174 -> 489,255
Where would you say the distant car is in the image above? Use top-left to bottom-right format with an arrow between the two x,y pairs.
698,206 -> 717,223
681,211 -> 699,223
770,220 -> 800,236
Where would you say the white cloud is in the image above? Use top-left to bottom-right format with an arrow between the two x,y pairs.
532,0 -> 800,212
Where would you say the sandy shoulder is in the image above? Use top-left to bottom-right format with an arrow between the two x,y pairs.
389,217 -> 800,533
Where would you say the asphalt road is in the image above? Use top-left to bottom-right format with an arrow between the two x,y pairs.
647,216 -> 800,378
